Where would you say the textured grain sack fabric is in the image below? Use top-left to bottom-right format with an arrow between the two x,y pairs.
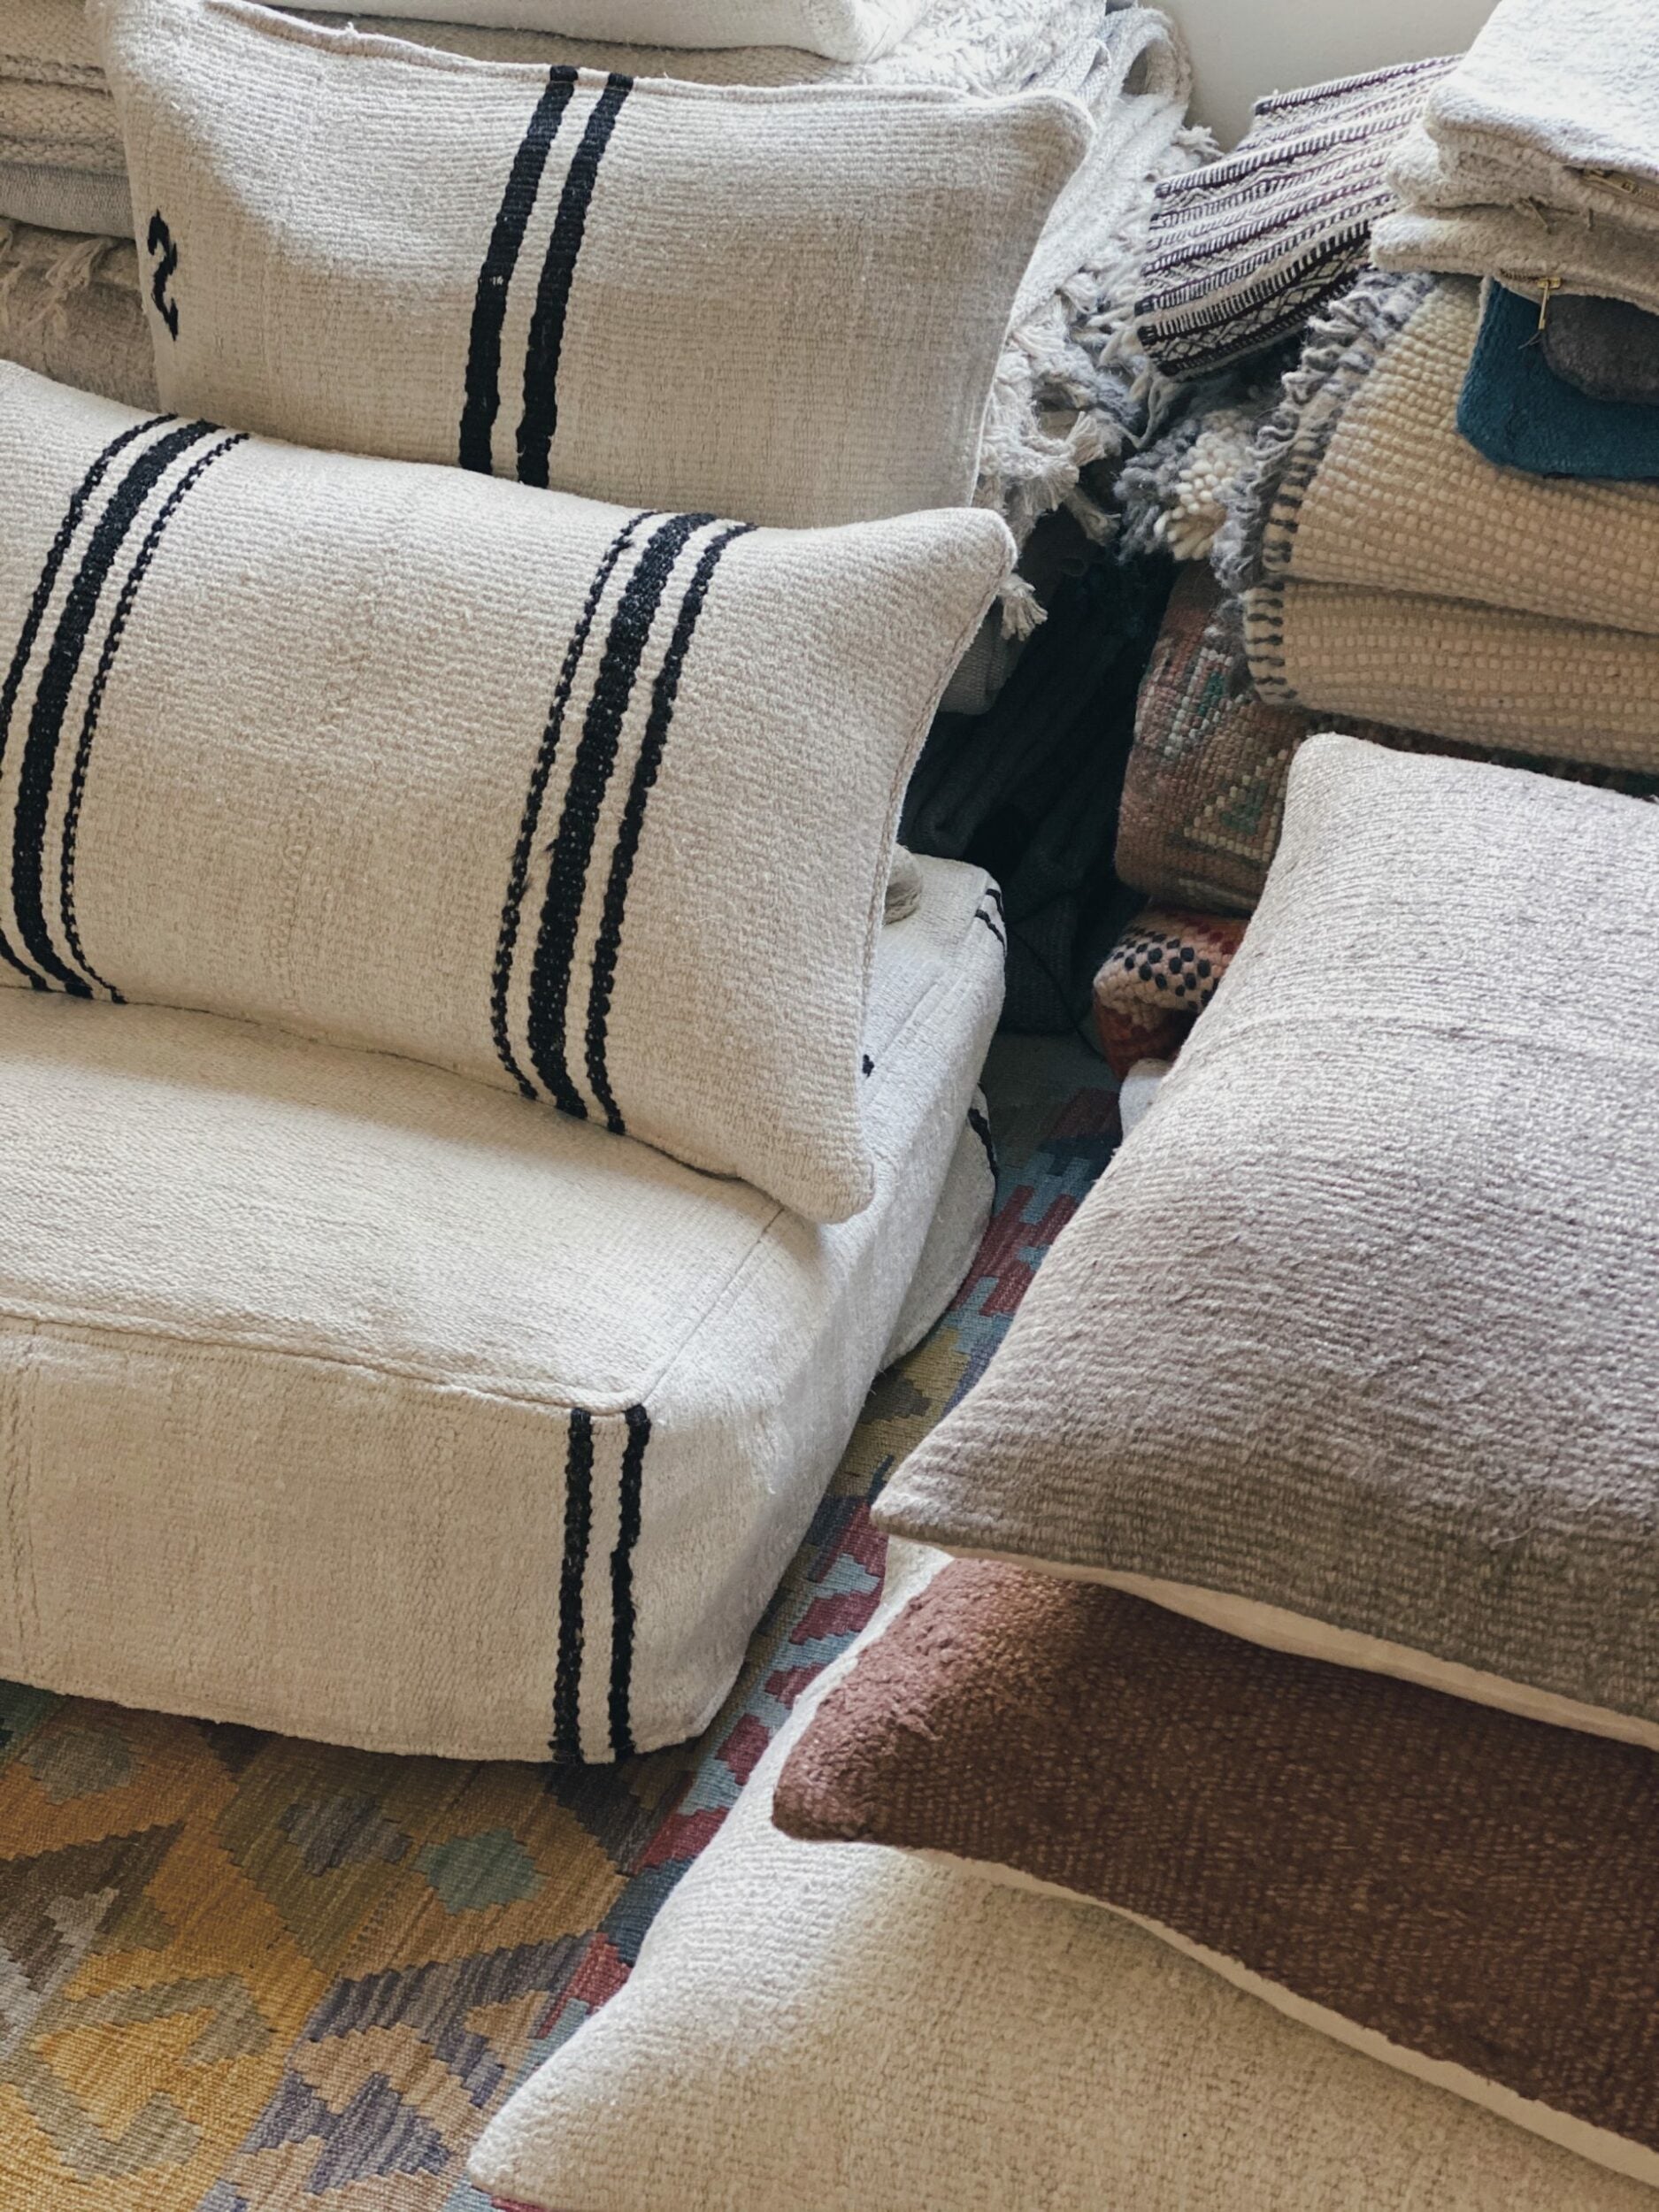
0,857 -> 1002,1761
1372,0 -> 1659,318
304,0 -> 933,60
1133,55 -> 1453,382
0,365 -> 1011,1220
0,221 -> 156,405
880,734 -> 1659,1744
1227,273 -> 1659,764
1116,565 -> 1659,911
94,0 -> 1087,529
470,1542 -> 1655,2212
776,1563 -> 1659,2186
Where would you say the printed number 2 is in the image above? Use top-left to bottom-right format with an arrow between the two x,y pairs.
147,212 -> 180,341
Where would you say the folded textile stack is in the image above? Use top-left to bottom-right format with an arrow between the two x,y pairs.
1374,0 -> 1659,323
473,742 -> 1659,2211
1225,271 -> 1659,758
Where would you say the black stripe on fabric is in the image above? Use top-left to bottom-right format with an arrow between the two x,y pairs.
57,431 -> 248,999
0,413 -> 165,984
458,68 -> 579,476
583,520 -> 752,1134
607,1402 -> 649,1761
968,1102 -> 999,1186
491,509 -> 649,1097
974,903 -> 1007,949
9,418 -> 216,994
516,73 -> 633,489
525,509 -> 710,1118
550,1407 -> 595,1763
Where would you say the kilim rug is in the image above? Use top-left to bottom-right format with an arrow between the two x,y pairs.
0,1056 -> 1120,2212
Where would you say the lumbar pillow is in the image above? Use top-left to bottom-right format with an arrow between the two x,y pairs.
469,1541 -> 1644,2212
311,0 -> 933,62
0,363 -> 1012,1221
879,733 -> 1659,1737
775,1560 -> 1659,2186
91,0 -> 1089,527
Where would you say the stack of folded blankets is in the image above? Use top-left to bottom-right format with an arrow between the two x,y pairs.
472,731 -> 1659,2209
1094,0 -> 1659,1071
0,0 -> 1209,1779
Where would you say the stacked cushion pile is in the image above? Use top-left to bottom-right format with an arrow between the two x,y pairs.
0,0 -> 1179,1760
4,0 -> 1196,582
474,732 -> 1659,2203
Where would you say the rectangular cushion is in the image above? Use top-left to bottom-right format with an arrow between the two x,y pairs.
93,0 -> 1089,526
0,365 -> 1011,1220
776,1560 -> 1659,2186
0,856 -> 1002,1761
879,734 -> 1659,1740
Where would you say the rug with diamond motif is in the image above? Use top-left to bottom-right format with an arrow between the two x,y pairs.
0,1058 -> 1119,2212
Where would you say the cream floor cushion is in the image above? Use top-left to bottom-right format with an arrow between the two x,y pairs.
471,1540 -> 1648,2212
0,856 -> 1002,1763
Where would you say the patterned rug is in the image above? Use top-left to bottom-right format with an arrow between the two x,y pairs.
0,1065 -> 1121,2211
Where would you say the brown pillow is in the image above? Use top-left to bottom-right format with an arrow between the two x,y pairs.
879,733 -> 1659,1747
774,1560 -> 1659,2188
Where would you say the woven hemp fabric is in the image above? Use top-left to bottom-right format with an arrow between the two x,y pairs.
1227,272 -> 1659,766
0,218 -> 156,406
0,364 -> 1013,1222
879,734 -> 1659,1744
1134,54 -> 1454,381
1372,0 -> 1659,318
306,0 -> 934,63
776,1562 -> 1659,2186
95,0 -> 1089,529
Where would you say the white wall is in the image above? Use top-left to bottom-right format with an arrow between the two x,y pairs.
1160,0 -> 1498,148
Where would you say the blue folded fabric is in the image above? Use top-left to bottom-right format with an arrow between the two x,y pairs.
1458,281 -> 1659,481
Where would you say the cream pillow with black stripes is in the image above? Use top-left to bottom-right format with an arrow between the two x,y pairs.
325,0 -> 933,62
0,365 -> 1012,1221
92,0 -> 1089,528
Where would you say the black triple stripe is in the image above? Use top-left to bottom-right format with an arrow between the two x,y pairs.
582,521 -> 753,1134
607,1403 -> 650,1761
550,1408 -> 595,1763
458,68 -> 580,476
10,418 -> 216,993
517,73 -> 633,490
0,414 -> 163,983
490,508 -> 647,1097
524,509 -> 711,1118
58,432 -> 248,999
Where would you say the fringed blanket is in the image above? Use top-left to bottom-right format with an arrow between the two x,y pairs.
0,216 -> 150,403
1222,273 -> 1659,768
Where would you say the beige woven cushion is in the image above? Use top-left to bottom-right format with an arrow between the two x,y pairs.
0,364 -> 1012,1220
93,0 -> 1088,526
880,733 -> 1659,1737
